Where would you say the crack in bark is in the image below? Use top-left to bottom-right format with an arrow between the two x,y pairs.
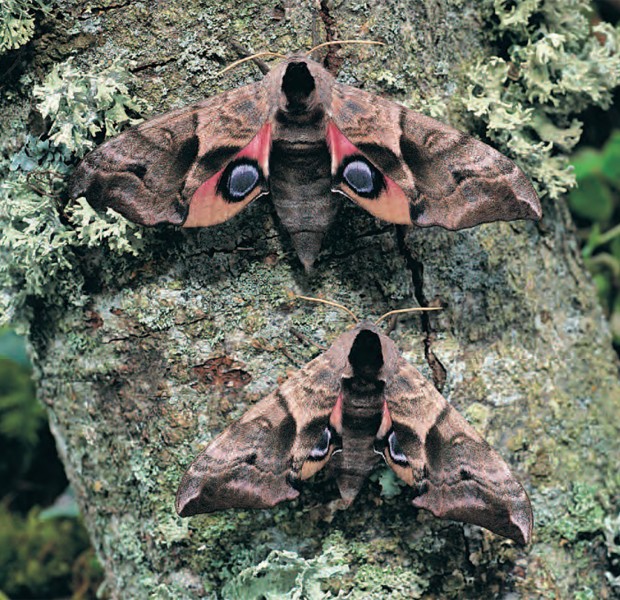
103,332 -> 152,344
396,227 -> 447,392
130,57 -> 177,73
318,1 -> 343,75
78,2 -> 132,17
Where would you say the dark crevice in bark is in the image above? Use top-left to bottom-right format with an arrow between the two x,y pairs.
318,1 -> 343,75
103,333 -> 152,344
78,2 -> 132,17
130,57 -> 177,73
396,227 -> 447,392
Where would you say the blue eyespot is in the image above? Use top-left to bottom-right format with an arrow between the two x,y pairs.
343,160 -> 374,195
388,431 -> 408,465
308,427 -> 331,460
227,163 -> 260,200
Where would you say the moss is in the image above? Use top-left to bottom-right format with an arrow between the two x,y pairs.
0,505 -> 102,598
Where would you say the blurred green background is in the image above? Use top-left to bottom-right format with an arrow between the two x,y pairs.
570,129 -> 620,346
1,1 -> 620,599
0,326 -> 103,599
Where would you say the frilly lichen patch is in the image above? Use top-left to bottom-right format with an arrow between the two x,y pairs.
0,59 -> 148,331
464,0 -> 620,200
0,0 -> 49,54
221,545 -> 349,600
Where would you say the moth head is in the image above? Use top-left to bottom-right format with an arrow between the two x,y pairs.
348,328 -> 384,381
266,56 -> 333,120
338,322 -> 401,383
282,61 -> 316,110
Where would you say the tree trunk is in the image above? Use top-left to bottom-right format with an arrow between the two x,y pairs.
17,0 -> 620,597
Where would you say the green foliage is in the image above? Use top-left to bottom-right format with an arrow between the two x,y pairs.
0,505 -> 102,599
0,328 -> 44,497
569,131 -> 620,345
466,0 -> 620,200
0,327 -> 102,597
0,59 -> 147,331
0,357 -> 41,447
0,327 -> 30,368
0,0 -> 49,54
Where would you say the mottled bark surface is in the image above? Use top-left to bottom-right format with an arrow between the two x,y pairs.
18,0 -> 620,598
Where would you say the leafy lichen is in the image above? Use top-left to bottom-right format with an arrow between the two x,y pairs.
464,0 -> 620,200
221,546 -> 349,600
0,59 -> 148,331
0,0 -> 49,54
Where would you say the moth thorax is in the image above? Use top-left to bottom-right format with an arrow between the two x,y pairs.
281,62 -> 316,113
348,330 -> 384,381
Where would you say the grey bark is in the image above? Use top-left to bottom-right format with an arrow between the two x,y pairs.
23,0 -> 620,598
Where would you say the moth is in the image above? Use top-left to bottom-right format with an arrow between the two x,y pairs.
176,322 -> 533,545
70,53 -> 542,269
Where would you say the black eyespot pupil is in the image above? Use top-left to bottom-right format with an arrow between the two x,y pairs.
388,431 -> 407,464
343,160 -> 374,194
309,427 -> 331,459
228,163 -> 259,199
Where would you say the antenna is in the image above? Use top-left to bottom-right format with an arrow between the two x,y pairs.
375,306 -> 442,325
295,295 -> 359,323
218,51 -> 287,76
306,40 -> 385,56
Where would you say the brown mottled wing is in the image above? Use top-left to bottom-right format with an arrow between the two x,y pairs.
70,82 -> 271,227
383,358 -> 533,544
330,83 -> 541,229
175,344 -> 347,517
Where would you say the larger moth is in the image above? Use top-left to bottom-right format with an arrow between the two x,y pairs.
70,53 -> 542,269
176,322 -> 533,545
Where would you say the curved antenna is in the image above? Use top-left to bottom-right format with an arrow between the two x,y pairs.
218,52 -> 287,76
295,295 -> 359,324
375,306 -> 442,325
306,39 -> 385,56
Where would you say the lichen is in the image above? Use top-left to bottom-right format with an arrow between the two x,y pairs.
0,0 -> 49,54
464,0 -> 620,200
221,545 -> 349,599
0,59 -> 148,332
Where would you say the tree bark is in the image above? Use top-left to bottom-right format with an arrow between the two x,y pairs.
20,0 -> 620,598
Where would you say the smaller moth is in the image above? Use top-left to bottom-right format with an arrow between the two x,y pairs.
176,322 -> 533,545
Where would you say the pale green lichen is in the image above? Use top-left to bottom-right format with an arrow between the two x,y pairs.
0,59 -> 148,331
0,0 -> 49,54
221,546 -> 349,599
32,58 -> 147,157
464,0 -> 620,200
